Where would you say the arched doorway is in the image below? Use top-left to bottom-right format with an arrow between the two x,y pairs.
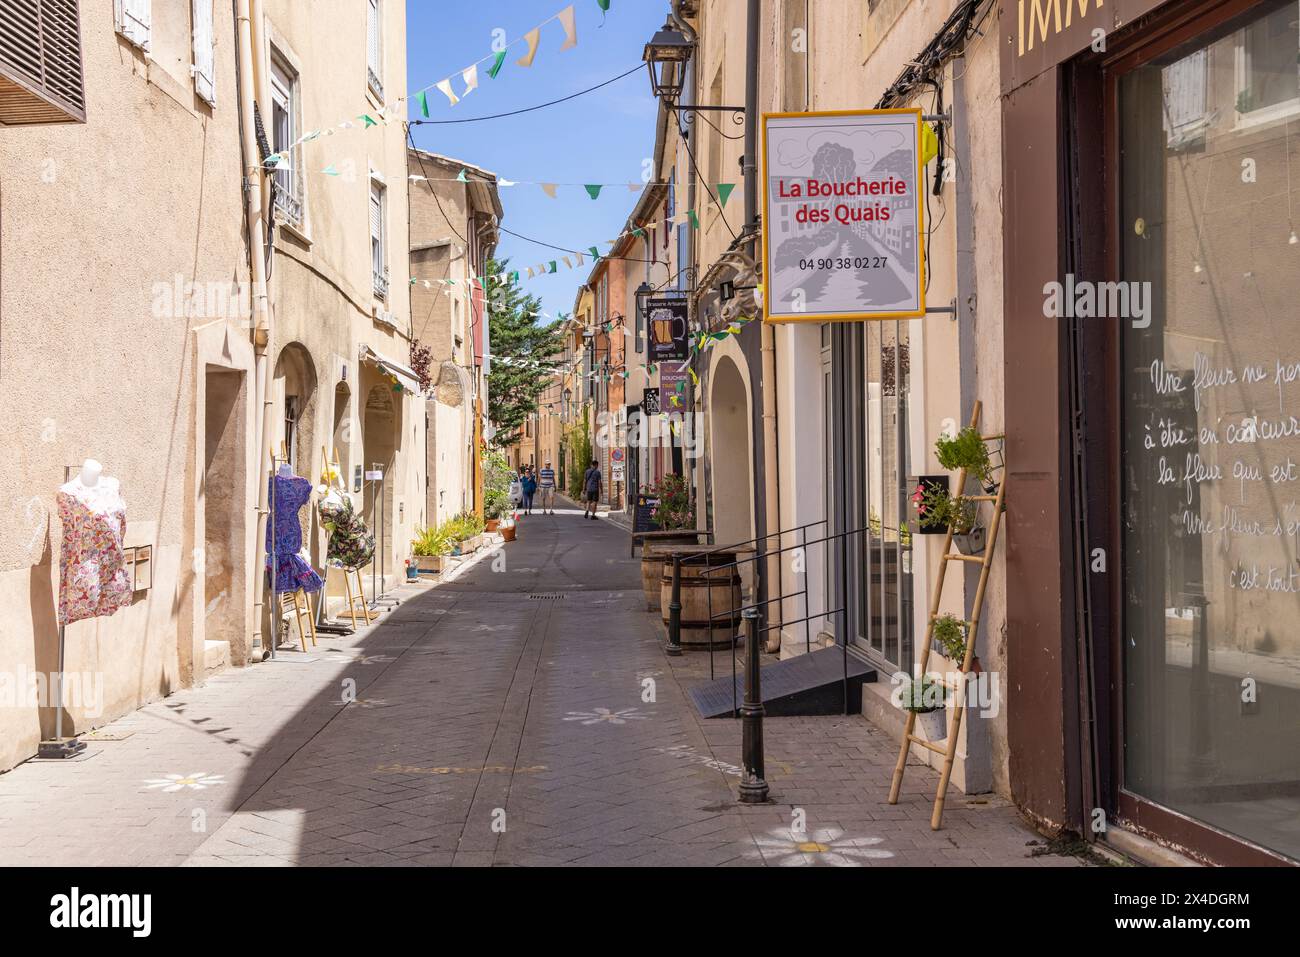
274,342 -> 318,477
708,353 -> 754,547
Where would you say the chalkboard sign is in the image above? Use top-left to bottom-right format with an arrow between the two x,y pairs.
633,494 -> 660,534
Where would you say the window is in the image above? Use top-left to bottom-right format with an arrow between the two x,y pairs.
270,52 -> 303,225
366,0 -> 383,100
1118,0 -> 1300,862
114,0 -> 150,51
0,0 -> 87,124
191,0 -> 215,105
1234,1 -> 1299,126
370,177 -> 388,298
284,395 -> 300,473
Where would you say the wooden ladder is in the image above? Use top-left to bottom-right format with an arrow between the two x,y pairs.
887,399 -> 1006,830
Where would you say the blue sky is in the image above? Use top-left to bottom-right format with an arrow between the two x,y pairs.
405,0 -> 667,324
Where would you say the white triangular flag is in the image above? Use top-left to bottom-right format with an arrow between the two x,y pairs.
575,252 -> 585,267
461,64 -> 479,97
436,78 -> 459,106
557,6 -> 577,51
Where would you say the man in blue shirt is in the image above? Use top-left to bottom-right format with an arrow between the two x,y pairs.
538,461 -> 556,514
583,459 -> 602,520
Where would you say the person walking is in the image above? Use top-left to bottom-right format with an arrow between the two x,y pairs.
538,461 -> 557,514
582,458 -> 602,520
521,467 -> 538,515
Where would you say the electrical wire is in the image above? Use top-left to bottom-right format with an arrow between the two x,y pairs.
410,65 -> 643,126
407,126 -> 469,245
498,224 -> 659,264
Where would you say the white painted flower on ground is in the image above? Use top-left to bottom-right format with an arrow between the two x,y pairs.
751,826 -> 893,867
143,772 -> 225,792
563,707 -> 651,725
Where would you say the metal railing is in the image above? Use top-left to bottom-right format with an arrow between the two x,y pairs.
665,518 -> 883,717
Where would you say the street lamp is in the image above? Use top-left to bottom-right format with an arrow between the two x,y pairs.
643,18 -> 692,102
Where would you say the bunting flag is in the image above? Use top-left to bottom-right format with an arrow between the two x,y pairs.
461,64 -> 479,97
584,184 -> 603,200
359,114 -> 378,128
588,246 -> 600,259
488,50 -> 507,79
548,261 -> 558,273
517,28 -> 541,67
499,178 -> 516,186
541,183 -> 558,198
716,183 -> 736,207
575,252 -> 585,266
597,0 -> 610,10
456,168 -> 469,183
558,5 -> 578,50
562,256 -> 572,269
435,78 -> 459,106
415,90 -> 430,118
322,164 -> 339,176
627,182 -> 641,192
687,210 -> 700,229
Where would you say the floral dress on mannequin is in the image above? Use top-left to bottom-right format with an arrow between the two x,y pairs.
317,493 -> 376,570
57,478 -> 133,626
266,472 -> 324,594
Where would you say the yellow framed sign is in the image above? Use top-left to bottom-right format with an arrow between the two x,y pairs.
760,108 -> 926,322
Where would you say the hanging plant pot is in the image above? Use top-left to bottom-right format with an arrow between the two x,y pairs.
983,440 -> 1005,495
914,708 -> 948,742
953,524 -> 986,555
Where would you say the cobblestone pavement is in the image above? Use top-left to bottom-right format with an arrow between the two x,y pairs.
0,503 -> 1084,867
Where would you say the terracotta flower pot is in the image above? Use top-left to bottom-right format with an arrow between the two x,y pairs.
501,525 -> 516,542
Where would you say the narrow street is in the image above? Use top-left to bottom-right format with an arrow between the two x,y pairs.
0,507 -> 1074,868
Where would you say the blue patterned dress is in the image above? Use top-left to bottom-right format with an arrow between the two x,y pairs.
266,473 -> 324,594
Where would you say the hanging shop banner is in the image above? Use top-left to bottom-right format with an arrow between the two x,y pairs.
761,108 -> 926,322
646,296 -> 690,361
641,388 -> 661,416
659,361 -> 689,413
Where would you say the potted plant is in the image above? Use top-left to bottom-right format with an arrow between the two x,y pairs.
404,558 -> 419,582
932,613 -> 967,663
936,426 -> 998,494
410,524 -> 451,574
500,516 -> 517,542
482,449 -> 512,531
918,484 -> 985,555
899,674 -> 948,741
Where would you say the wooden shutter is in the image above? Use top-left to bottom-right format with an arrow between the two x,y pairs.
115,0 -> 150,51
191,0 -> 214,105
366,0 -> 381,90
0,0 -> 87,124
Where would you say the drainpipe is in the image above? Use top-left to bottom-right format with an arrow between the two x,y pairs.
236,0 -> 275,662
737,0 -> 783,653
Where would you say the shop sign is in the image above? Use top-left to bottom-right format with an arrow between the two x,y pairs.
659,361 -> 690,413
641,389 -> 661,415
647,296 -> 690,361
761,109 -> 926,322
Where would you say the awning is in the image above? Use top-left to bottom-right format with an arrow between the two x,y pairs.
358,344 -> 422,395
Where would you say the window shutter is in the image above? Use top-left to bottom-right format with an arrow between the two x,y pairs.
0,0 -> 87,124
115,0 -> 151,51
1163,48 -> 1207,143
366,0 -> 381,85
191,0 -> 214,105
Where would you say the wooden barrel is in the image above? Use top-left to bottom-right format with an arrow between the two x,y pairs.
639,537 -> 699,611
660,552 -> 742,647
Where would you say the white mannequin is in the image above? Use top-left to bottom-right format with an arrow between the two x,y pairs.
277,462 -> 293,477
61,459 -> 120,500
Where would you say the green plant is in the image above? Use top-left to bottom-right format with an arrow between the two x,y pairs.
411,524 -> 452,558
566,409 -> 594,500
899,674 -> 944,713
935,427 -> 993,486
482,448 -> 512,519
649,473 -> 694,530
932,613 -> 968,662
918,484 -> 977,534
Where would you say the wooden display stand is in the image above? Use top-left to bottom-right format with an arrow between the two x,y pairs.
887,400 -> 1007,830
320,446 -> 372,628
281,588 -> 317,651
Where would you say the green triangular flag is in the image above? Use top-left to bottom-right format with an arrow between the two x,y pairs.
456,168 -> 469,183
597,0 -> 610,9
584,184 -> 603,200
688,209 -> 700,228
359,114 -> 377,128
632,227 -> 645,239
488,50 -> 507,79
588,246 -> 600,260
508,271 -> 519,283
416,90 -> 430,118
549,261 -> 557,273
716,183 -> 735,207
